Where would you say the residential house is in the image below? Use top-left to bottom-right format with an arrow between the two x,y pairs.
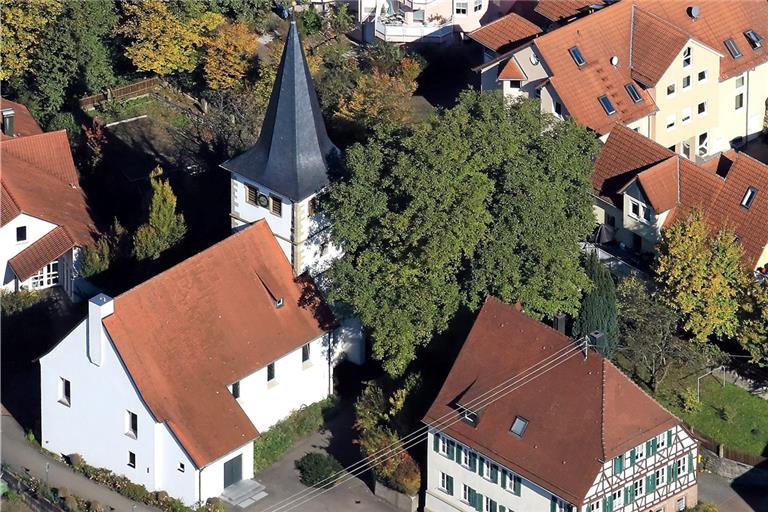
424,297 -> 698,512
40,220 -> 363,505
496,0 -> 767,156
358,0 -> 514,44
592,124 -> 768,271
1,98 -> 99,300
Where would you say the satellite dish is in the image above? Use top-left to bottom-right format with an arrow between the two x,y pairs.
610,55 -> 619,66
689,5 -> 701,19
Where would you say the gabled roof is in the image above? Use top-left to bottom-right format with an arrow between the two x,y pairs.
9,227 -> 74,281
102,221 -> 335,467
220,21 -> 337,202
532,0 -> 657,135
595,125 -> 768,268
423,297 -> 679,506
1,97 -> 44,140
1,131 -> 98,246
636,0 -> 768,81
468,12 -> 542,53
534,0 -> 606,23
630,8 -> 691,86
498,58 -> 526,80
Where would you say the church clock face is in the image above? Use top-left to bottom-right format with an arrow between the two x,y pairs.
257,194 -> 270,207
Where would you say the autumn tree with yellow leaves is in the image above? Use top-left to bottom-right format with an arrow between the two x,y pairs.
204,22 -> 258,90
0,0 -> 64,80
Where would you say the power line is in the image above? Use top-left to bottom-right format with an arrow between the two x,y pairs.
259,339 -> 589,512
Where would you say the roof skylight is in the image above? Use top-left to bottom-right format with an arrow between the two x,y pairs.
724,38 -> 743,58
510,416 -> 529,438
625,83 -> 643,103
741,187 -> 757,209
569,46 -> 587,67
745,30 -> 764,49
598,95 -> 616,115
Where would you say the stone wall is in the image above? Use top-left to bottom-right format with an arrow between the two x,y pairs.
373,481 -> 418,512
701,448 -> 768,485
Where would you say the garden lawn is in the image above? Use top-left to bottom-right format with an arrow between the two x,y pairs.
662,375 -> 768,456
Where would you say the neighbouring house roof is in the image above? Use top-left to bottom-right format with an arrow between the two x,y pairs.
102,220 -> 335,468
635,0 -> 768,81
1,131 -> 98,246
532,0 -> 657,135
594,125 -> 768,268
423,297 -> 679,506
498,58 -> 526,80
629,7 -> 692,86
8,227 -> 75,281
534,0 -> 606,23
220,21 -> 337,202
0,97 -> 44,140
468,12 -> 542,53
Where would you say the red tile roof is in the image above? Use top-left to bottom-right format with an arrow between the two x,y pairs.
636,0 -> 768,81
469,12 -> 542,53
534,0 -> 605,22
498,58 -> 526,80
630,8 -> 691,86
595,125 -> 768,268
533,1 -> 657,135
424,297 -> 680,505
1,131 -> 98,246
102,221 -> 335,467
8,227 -> 75,282
0,98 -> 44,140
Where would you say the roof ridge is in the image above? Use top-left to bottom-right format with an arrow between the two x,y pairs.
1,131 -> 79,185
602,357 -> 681,425
600,358 -> 607,460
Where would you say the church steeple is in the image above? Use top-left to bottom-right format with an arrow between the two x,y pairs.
221,21 -> 337,202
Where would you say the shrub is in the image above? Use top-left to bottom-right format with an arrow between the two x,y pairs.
120,482 -> 150,502
89,500 -> 105,512
389,453 -> 420,496
57,487 -> 71,499
154,491 -> 169,502
4,490 -> 21,503
69,453 -> 85,471
80,238 -> 111,278
689,503 -> 719,512
64,495 -> 80,512
295,452 -> 343,488
1,290 -> 48,316
680,387 -> 702,414
205,497 -> 224,512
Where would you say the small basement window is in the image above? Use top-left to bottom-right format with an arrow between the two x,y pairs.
744,30 -> 763,49
510,416 -> 529,438
741,187 -> 758,209
569,46 -> 586,67
625,83 -> 642,103
598,95 -> 616,115
724,38 -> 743,58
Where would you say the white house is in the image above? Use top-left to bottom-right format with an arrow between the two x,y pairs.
1,98 -> 99,301
221,21 -> 341,277
424,297 -> 698,512
40,220 -> 363,505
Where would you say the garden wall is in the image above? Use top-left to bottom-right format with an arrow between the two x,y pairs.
373,481 -> 417,512
700,448 -> 768,485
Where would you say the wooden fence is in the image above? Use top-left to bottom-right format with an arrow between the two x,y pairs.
687,423 -> 768,467
79,76 -> 162,110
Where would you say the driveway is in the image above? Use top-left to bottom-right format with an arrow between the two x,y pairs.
244,406 -> 398,512
697,471 -> 768,512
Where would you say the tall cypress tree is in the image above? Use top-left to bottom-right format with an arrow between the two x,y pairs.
574,251 -> 619,356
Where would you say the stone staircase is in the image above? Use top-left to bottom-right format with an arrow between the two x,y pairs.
221,480 -> 268,508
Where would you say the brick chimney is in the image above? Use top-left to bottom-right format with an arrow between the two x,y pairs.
87,294 -> 114,366
1,108 -> 15,137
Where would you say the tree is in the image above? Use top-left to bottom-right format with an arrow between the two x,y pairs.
80,238 -> 111,279
617,276 -> 699,393
204,22 -> 257,90
574,252 -> 619,356
737,282 -> 768,366
133,168 -> 187,260
0,0 -> 63,80
118,0 -> 224,75
656,210 -> 750,341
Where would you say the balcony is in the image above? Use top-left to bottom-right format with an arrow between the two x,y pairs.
374,15 -> 455,43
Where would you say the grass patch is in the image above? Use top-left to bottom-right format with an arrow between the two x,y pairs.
253,396 -> 339,473
93,96 -> 190,127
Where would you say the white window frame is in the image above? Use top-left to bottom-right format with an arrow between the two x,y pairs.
481,459 -> 491,479
666,114 -> 676,131
677,497 -> 686,511
682,107 -> 691,124
636,442 -> 646,461
589,501 -> 601,512
461,448 -> 470,467
666,83 -> 676,96
656,466 -> 667,487
462,484 -> 471,504
657,432 -> 667,449
439,472 -> 450,492
698,132 -> 709,156
484,496 -> 493,512
473,0 -> 482,12
697,101 -> 707,117
698,69 -> 707,82
455,0 -> 468,15
128,451 -> 136,468
438,436 -> 448,455
735,74 -> 745,89
633,478 -> 644,497
735,92 -> 744,110
676,456 -> 688,475
682,47 -> 692,67
178,462 -> 185,472
612,489 -> 623,509
682,75 -> 691,89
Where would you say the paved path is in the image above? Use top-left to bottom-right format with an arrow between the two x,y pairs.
1,409 -> 158,512
698,472 -> 768,512
246,408 -> 398,512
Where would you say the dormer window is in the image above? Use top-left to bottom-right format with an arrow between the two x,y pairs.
510,416 -> 528,437
461,409 -> 479,427
724,38 -> 743,58
741,187 -> 757,209
745,30 -> 763,49
625,83 -> 642,103
569,47 -> 586,67
598,95 -> 616,115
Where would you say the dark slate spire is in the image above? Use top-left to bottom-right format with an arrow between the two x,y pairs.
221,21 -> 337,202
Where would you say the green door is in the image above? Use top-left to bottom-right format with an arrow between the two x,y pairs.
224,454 -> 243,488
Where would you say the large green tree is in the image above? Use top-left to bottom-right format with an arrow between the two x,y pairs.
737,282 -> 768,366
325,92 -> 599,375
573,252 -> 619,356
133,167 -> 187,261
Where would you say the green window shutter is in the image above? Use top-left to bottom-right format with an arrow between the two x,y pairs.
500,507 -> 506,512
613,455 -> 624,473
667,429 -> 673,447
566,505 -> 574,512
646,474 -> 655,492
446,475 -> 454,495
688,453 -> 693,474
478,457 -> 485,476
624,486 -> 631,506
669,463 -> 677,481
447,440 -> 455,459
491,464 -> 499,483
455,444 -> 463,464
500,469 -> 508,488
475,492 -> 484,512
468,488 -> 476,506
551,497 -> 558,512
513,475 -> 522,496
629,448 -> 636,466
651,437 -> 658,455
490,499 -> 497,512
469,452 -> 477,472
433,433 -> 440,452
645,440 -> 652,455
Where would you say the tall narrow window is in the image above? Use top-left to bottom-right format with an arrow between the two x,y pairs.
125,411 -> 138,438
724,38 -> 743,58
58,378 -> 71,406
698,132 -> 708,156
735,93 -> 744,110
741,187 -> 757,209
245,185 -> 258,205
270,195 -> 282,217
473,0 -> 482,12
682,75 -> 691,89
232,381 -> 240,399
128,451 -> 136,468
267,362 -> 276,382
569,47 -> 586,66
16,226 -> 26,242
682,47 -> 691,67
302,343 -> 310,363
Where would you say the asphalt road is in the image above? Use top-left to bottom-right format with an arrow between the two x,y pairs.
697,472 -> 768,512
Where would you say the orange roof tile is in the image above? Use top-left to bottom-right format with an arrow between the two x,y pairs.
8,227 -> 75,281
1,131 -> 98,246
424,297 -> 680,506
534,0 -> 605,22
533,1 -> 657,135
469,12 -> 542,53
498,58 -> 526,80
630,8 -> 691,86
1,97 -> 44,140
636,157 -> 679,212
102,221 -> 335,467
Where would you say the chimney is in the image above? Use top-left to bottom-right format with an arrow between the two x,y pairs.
553,313 -> 568,334
87,294 -> 114,366
588,330 -> 605,350
1,108 -> 15,137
